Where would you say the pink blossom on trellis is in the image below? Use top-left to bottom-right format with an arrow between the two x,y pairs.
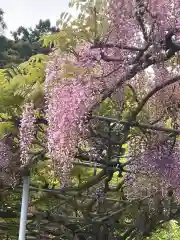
0,140 -> 15,187
19,102 -> 36,165
0,141 -> 11,168
108,0 -> 180,44
148,0 -> 180,36
125,140 -> 180,199
44,41 -> 124,184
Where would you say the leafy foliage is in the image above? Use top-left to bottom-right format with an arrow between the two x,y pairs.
42,0 -> 109,51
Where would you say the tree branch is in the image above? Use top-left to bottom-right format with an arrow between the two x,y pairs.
132,75 -> 180,116
91,42 -> 145,51
91,115 -> 180,135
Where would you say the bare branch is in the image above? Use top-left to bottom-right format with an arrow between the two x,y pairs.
91,115 -> 180,135
133,75 -> 180,116
91,42 -> 145,51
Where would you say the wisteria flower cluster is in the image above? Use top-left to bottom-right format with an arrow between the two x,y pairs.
0,140 -> 14,186
125,138 -> 180,199
0,141 -> 11,168
19,102 -> 36,166
44,44 -> 118,184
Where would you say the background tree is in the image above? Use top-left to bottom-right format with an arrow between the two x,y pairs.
0,8 -> 6,31
0,14 -> 57,68
11,19 -> 58,42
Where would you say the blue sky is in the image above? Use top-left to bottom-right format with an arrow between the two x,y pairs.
1,0 -> 70,37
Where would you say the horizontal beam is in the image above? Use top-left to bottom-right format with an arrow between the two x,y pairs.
92,115 -> 180,135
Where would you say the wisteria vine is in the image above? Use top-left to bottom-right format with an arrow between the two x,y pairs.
15,0 -> 180,198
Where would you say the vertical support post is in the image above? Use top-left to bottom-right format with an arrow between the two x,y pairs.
18,174 -> 30,240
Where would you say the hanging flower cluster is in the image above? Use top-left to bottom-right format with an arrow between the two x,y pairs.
44,42 -> 124,184
148,0 -> 180,37
108,0 -> 180,46
0,141 -> 11,168
125,137 -> 180,199
0,139 -> 14,187
19,102 -> 36,166
45,48 -> 97,184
